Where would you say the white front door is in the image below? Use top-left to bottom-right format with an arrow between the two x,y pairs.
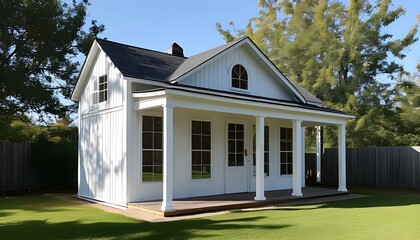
225,121 -> 251,193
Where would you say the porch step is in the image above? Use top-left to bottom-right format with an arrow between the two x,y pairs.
127,188 -> 349,217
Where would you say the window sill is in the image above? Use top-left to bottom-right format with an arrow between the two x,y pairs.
190,178 -> 212,182
229,87 -> 250,94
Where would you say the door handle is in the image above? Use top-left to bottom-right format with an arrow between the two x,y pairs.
244,148 -> 248,156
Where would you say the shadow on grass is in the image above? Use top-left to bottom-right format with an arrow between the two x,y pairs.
320,191 -> 420,209
0,217 -> 290,240
0,195 -> 76,213
242,191 -> 420,213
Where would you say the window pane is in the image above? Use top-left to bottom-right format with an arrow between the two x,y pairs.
236,124 -> 244,132
280,128 -> 286,139
286,128 -> 292,151
192,166 -> 202,179
228,131 -> 236,140
228,123 -> 235,132
192,121 -> 201,134
237,131 -> 244,140
228,140 -> 235,153
99,91 -> 106,102
192,135 -> 202,150
232,65 -> 239,78
192,151 -> 201,165
240,79 -> 248,90
142,151 -> 153,165
154,132 -> 162,149
236,154 -> 244,166
154,166 -> 163,181
202,151 -> 210,165
236,140 -> 244,154
202,122 -> 211,135
154,117 -> 162,132
99,75 -> 107,84
287,153 -> 293,164
242,68 -> 248,80
280,139 -> 286,151
154,151 -> 163,165
287,164 -> 293,175
143,166 -> 153,181
280,164 -> 286,175
142,132 -> 153,149
202,165 -> 211,178
143,116 -> 153,131
202,136 -> 211,150
228,154 -> 236,166
232,78 -> 240,88
280,152 -> 286,164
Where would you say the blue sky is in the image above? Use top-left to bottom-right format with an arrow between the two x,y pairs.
86,0 -> 419,74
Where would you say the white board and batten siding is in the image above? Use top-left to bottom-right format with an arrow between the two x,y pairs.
78,50 -> 128,207
127,108 -> 294,202
181,45 -> 294,101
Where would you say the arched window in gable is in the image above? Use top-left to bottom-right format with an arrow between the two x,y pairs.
231,64 -> 248,90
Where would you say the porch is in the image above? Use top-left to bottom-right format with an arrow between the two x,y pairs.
128,186 -> 348,217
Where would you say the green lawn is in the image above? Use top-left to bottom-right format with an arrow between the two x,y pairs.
1,189 -> 420,239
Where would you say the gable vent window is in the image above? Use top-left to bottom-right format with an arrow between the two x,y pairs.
92,75 -> 108,105
231,64 -> 248,90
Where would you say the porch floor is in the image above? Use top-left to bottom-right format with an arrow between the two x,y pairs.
128,187 -> 348,217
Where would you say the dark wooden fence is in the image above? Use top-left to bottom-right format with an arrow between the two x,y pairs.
0,141 -> 77,193
320,146 -> 420,189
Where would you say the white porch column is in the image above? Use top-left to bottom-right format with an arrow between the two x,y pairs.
161,104 -> 175,211
255,116 -> 266,201
292,119 -> 303,196
316,126 -> 322,183
301,126 -> 306,187
338,124 -> 348,192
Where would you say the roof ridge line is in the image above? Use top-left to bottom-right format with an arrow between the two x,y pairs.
95,38 -> 187,59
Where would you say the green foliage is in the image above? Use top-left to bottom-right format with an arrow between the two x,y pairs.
0,0 -> 104,122
0,116 -> 77,144
217,0 -> 419,147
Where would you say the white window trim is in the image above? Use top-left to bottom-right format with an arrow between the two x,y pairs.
91,73 -> 108,109
279,127 -> 293,176
229,64 -> 250,93
190,118 -> 213,181
225,118 -> 249,168
140,113 -> 164,183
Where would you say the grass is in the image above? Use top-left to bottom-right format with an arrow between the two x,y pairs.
1,189 -> 420,239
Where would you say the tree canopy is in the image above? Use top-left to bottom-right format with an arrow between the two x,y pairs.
217,0 -> 419,146
0,0 -> 104,123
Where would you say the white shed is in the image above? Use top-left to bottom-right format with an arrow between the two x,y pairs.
71,37 -> 354,211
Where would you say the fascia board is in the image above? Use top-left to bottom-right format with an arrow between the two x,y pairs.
71,41 -> 100,101
164,88 -> 354,120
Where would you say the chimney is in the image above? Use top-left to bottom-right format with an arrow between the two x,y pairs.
167,42 -> 184,57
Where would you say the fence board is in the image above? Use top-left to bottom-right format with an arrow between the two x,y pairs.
0,141 -> 77,193
321,146 -> 420,190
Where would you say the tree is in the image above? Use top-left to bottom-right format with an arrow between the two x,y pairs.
0,0 -> 104,123
217,0 -> 419,147
393,62 -> 420,145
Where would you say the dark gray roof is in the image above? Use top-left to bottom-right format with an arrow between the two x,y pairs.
286,76 -> 324,106
96,37 -> 324,107
168,37 -> 245,81
96,38 -> 186,81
